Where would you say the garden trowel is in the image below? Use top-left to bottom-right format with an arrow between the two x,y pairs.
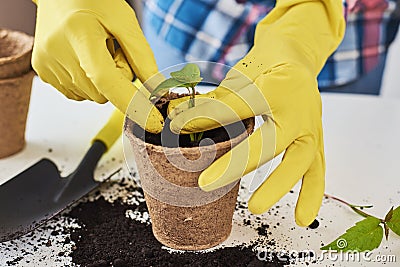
0,109 -> 124,242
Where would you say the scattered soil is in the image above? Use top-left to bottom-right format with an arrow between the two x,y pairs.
2,178 -> 322,266
308,219 -> 320,230
130,93 -> 252,147
66,188 -> 288,267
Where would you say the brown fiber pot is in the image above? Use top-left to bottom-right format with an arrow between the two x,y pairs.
125,117 -> 254,250
0,29 -> 34,79
0,29 -> 34,158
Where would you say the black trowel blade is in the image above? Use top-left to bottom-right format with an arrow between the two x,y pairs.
0,158 -> 95,242
0,159 -> 66,242
0,141 -> 106,242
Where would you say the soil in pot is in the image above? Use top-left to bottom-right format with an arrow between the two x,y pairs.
125,93 -> 255,250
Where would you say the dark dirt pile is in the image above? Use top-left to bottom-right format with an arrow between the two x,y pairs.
66,188 -> 288,267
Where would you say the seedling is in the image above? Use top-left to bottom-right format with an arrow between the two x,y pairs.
150,63 -> 204,142
321,194 -> 400,252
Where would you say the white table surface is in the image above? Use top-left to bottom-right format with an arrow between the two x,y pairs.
0,77 -> 399,266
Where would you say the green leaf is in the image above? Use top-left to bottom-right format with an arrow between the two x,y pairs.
350,206 -> 371,218
170,63 -> 202,84
150,78 -> 183,99
386,206 -> 400,236
385,206 -> 394,222
321,217 -> 383,252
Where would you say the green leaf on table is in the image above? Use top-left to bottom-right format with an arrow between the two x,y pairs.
384,206 -> 394,240
149,78 -> 183,99
385,207 -> 394,222
386,206 -> 400,236
321,216 -> 383,252
171,63 -> 202,84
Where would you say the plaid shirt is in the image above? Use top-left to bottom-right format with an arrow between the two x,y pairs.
143,0 -> 399,88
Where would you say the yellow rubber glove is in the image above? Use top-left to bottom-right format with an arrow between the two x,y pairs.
169,0 -> 345,226
32,0 -> 164,133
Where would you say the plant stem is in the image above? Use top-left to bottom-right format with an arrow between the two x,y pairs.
187,85 -> 203,142
191,86 -> 196,107
324,193 -> 384,222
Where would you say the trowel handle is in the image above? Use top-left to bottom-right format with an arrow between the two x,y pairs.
92,109 -> 125,151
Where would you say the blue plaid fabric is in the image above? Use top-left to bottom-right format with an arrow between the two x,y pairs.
320,0 -> 399,88
142,0 -> 399,91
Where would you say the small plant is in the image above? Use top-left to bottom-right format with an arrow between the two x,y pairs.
321,194 -> 400,252
150,63 -> 204,142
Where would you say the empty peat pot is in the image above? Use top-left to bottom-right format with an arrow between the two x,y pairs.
125,99 -> 255,250
0,29 -> 34,158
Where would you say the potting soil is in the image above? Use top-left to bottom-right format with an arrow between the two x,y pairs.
66,193 -> 287,267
